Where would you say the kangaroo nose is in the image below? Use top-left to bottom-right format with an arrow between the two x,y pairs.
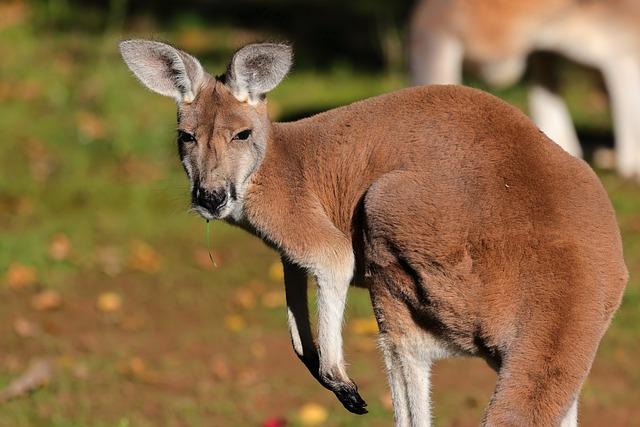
196,188 -> 228,214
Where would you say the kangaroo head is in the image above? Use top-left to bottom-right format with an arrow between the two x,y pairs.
119,40 -> 292,220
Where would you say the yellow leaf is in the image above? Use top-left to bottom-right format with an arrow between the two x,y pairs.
224,314 -> 245,332
268,261 -> 284,282
97,292 -> 122,313
298,402 -> 328,426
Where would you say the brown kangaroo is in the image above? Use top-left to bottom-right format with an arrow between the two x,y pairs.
119,40 -> 627,426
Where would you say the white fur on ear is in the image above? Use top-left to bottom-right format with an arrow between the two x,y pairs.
119,39 -> 204,103
225,43 -> 293,105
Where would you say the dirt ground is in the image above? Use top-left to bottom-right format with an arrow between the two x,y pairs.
1,252 -> 637,426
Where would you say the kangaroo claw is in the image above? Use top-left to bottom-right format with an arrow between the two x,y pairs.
333,382 -> 368,415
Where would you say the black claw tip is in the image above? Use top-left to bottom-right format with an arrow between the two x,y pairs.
334,384 -> 368,415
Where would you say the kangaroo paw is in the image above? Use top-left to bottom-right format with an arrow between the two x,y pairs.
332,382 -> 368,414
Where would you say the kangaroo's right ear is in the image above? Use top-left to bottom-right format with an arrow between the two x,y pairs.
224,43 -> 293,105
119,39 -> 204,104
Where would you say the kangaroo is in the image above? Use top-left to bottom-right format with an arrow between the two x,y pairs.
119,40 -> 627,426
410,0 -> 640,179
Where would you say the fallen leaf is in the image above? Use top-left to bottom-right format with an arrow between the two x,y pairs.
48,233 -> 70,261
96,245 -> 123,277
31,290 -> 63,311
0,358 -> 54,402
298,403 -> 328,426
232,288 -> 256,310
4,263 -> 37,290
127,357 -> 145,376
349,317 -> 379,336
209,357 -> 231,381
268,261 -> 284,282
96,292 -> 122,313
261,290 -> 285,308
224,314 -> 245,332
128,240 -> 161,273
120,357 -> 163,385
13,317 -> 40,338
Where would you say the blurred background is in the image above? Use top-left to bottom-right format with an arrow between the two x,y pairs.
0,0 -> 638,426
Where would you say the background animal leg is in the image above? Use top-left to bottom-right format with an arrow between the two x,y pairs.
529,53 -> 583,157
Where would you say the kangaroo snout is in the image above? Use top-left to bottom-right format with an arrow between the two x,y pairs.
194,187 -> 228,217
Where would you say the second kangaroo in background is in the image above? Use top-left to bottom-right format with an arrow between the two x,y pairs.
120,40 -> 627,426
410,0 -> 640,180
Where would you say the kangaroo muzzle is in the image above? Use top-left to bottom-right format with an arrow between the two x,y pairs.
195,187 -> 228,216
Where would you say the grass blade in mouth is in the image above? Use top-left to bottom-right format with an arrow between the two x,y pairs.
205,220 -> 218,267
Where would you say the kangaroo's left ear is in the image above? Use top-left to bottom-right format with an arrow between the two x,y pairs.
224,43 -> 293,105
119,39 -> 204,104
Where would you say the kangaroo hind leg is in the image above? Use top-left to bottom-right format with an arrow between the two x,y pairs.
369,265 -> 435,427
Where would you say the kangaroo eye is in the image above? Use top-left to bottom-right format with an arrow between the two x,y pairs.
232,129 -> 252,141
178,130 -> 196,143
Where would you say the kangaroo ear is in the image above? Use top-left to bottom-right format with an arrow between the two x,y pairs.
225,43 -> 292,105
119,39 -> 204,103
